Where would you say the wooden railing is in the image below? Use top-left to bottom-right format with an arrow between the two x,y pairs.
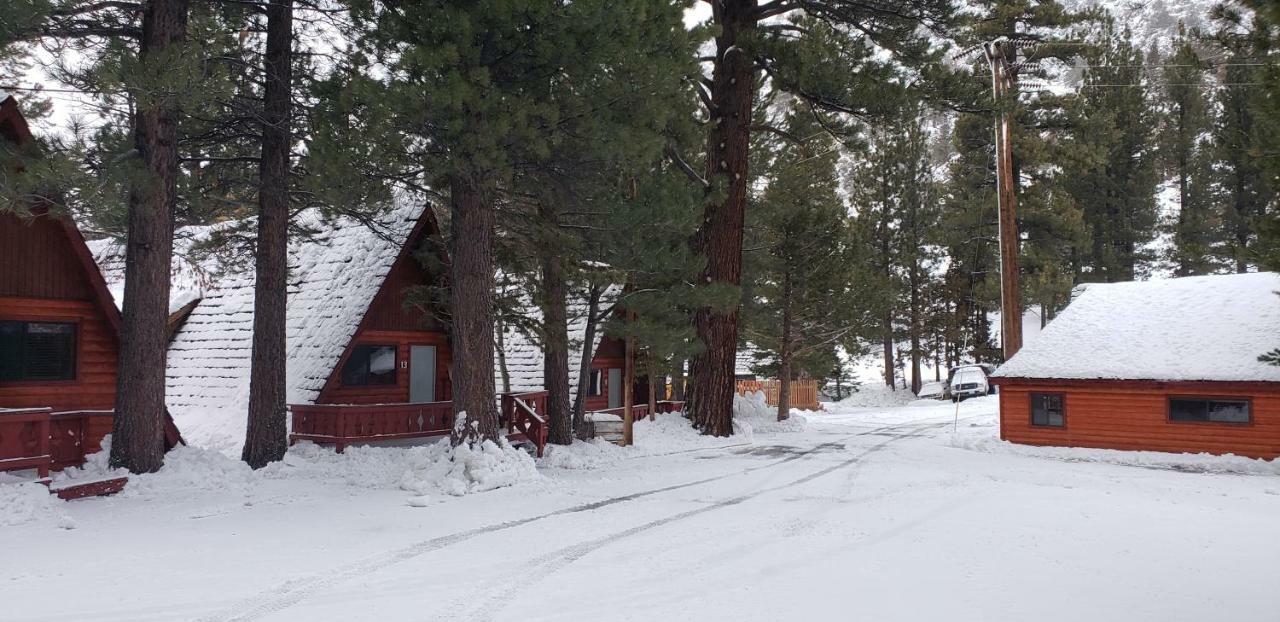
0,407 -> 52,477
735,379 -> 821,411
500,391 -> 549,457
592,404 -> 651,421
290,401 -> 454,453
655,400 -> 685,414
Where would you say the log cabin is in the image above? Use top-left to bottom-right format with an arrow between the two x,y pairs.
0,92 -> 179,480
494,285 -> 656,417
89,202 -> 455,453
990,272 -> 1280,460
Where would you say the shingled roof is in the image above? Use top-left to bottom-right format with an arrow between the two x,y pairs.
495,277 -> 619,400
995,272 -> 1280,383
91,202 -> 430,451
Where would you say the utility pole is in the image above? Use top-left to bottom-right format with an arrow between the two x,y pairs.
984,39 -> 1023,360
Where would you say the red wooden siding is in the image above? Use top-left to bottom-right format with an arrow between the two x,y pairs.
0,96 -> 33,145
0,212 -> 97,300
996,379 -> 1280,460
0,298 -> 118,412
361,246 -> 445,333
317,329 -> 452,405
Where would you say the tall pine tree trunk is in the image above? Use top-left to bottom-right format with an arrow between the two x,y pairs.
909,267 -> 922,395
496,317 -> 511,394
110,0 -> 189,474
571,283 -> 601,437
647,355 -> 657,421
689,0 -> 757,437
243,0 -> 293,469
777,269 -> 792,421
448,175 -> 499,445
881,311 -> 894,389
539,219 -> 572,445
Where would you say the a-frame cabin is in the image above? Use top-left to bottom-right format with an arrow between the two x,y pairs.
0,92 -> 181,481
98,200 -> 507,454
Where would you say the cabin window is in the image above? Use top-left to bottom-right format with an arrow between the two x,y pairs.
1030,393 -> 1064,427
1169,398 -> 1251,424
587,369 -> 604,396
341,345 -> 397,386
0,321 -> 77,382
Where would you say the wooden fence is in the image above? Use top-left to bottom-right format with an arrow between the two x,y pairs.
734,379 -> 821,411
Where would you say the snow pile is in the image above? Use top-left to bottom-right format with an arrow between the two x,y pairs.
997,272 -> 1280,382
830,382 -> 916,409
268,437 -> 540,497
539,411 -> 743,470
397,438 -> 540,497
733,391 -> 807,435
539,437 -> 628,469
0,479 -> 70,528
124,445 -> 258,498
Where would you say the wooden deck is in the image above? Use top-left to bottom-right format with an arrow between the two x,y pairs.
290,391 -> 552,457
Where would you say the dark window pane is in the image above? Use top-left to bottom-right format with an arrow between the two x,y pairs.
1208,401 -> 1250,423
1031,393 -> 1064,427
0,321 -> 21,381
23,323 -> 75,380
341,345 -> 397,386
1171,398 -> 1249,423
0,321 -> 75,381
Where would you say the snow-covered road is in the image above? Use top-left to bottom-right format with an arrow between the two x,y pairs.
3,395 -> 1278,621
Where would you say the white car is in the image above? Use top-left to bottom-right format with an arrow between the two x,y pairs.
949,366 -> 990,402
916,381 -> 948,400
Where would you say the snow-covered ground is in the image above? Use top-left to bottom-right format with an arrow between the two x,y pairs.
3,395 -> 1278,622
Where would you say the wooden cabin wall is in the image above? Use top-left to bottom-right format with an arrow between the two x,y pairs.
0,213 -> 118,413
317,329 -> 452,405
315,230 -> 452,406
998,381 -> 1280,460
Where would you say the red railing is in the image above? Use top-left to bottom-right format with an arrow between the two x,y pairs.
0,407 -> 52,477
500,391 -> 549,457
290,401 -> 455,453
655,400 -> 685,414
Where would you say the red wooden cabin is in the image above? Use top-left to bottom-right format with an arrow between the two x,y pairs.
0,92 -> 177,479
991,273 -> 1280,460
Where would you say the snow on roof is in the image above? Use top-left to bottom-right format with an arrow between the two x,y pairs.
160,201 -> 426,452
495,278 -> 619,400
88,225 -> 224,315
995,272 -> 1280,383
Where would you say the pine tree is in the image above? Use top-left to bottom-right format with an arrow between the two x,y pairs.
743,104 -> 866,418
1156,27 -> 1222,276
681,1 -> 954,437
329,0 -> 697,446
1214,50 -> 1274,273
1063,20 -> 1158,283
242,0 -> 294,469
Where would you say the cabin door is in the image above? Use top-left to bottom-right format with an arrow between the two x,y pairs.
607,368 -> 623,409
409,345 -> 437,403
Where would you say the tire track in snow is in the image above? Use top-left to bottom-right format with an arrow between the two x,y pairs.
197,416 -> 964,622
197,434 -> 872,621
438,420 -> 949,622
